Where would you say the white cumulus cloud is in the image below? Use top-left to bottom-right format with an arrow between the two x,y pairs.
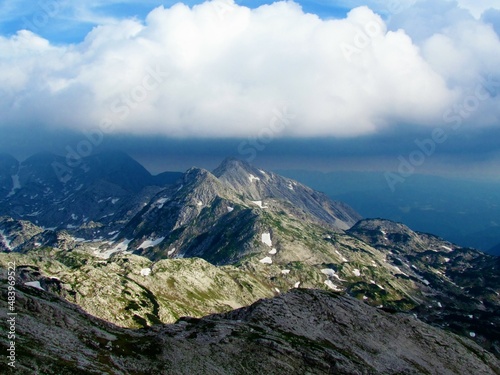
0,0 -> 499,138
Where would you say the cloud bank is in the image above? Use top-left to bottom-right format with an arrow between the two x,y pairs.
1,0 -> 499,138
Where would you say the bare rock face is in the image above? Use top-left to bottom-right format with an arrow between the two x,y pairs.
213,157 -> 362,229
1,284 -> 498,375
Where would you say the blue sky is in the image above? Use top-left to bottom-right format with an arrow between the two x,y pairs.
7,0 -> 499,43
1,0 -> 500,177
0,0 -> 351,43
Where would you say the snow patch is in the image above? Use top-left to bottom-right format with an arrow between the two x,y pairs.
156,198 -> 168,209
324,280 -> 341,291
352,269 -> 361,277
380,229 -> 388,240
444,257 -> 450,263
249,174 -> 260,182
25,281 -> 44,291
197,200 -> 203,206
261,233 -> 272,247
259,257 -> 273,264
294,281 -> 301,288
71,213 -> 78,220
139,237 -> 165,249
441,245 -> 453,252
251,200 -> 268,209
167,248 -> 176,256
97,239 -> 132,259
140,268 -> 151,276
0,230 -> 12,250
227,206 -> 234,213
111,198 -> 120,204
281,269 -> 290,275
7,174 -> 21,197
437,302 -> 442,308
392,266 -> 408,276
321,269 -> 336,277
268,248 -> 277,255
469,332 -> 476,338
113,239 -> 131,251
274,288 -> 280,293
335,250 -> 348,262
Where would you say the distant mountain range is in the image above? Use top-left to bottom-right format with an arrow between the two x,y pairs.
0,151 -> 182,232
0,151 -> 499,373
279,169 -> 500,255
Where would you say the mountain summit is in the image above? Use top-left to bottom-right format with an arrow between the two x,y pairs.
116,157 -> 361,264
214,157 -> 361,229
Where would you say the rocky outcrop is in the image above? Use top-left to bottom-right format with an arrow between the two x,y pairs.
1,283 -> 498,375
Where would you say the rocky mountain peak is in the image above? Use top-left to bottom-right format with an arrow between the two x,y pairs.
183,167 -> 213,182
212,157 -> 268,199
213,156 -> 261,176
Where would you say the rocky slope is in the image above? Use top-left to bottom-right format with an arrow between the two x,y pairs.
115,158 -> 361,265
1,280 -> 498,375
0,249 -> 276,328
348,219 -> 500,354
1,216 -> 498,356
